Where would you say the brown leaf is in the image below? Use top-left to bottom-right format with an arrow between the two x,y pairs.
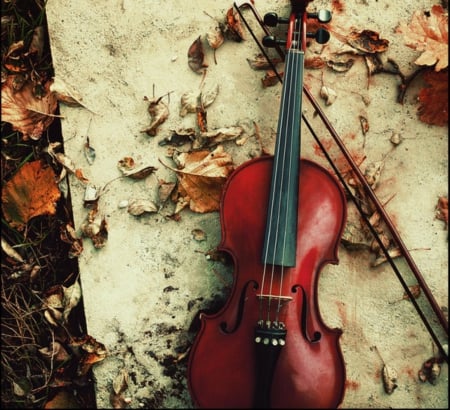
418,356 -> 443,385
225,7 -> 245,42
1,77 -> 58,140
382,364 -> 398,394
168,145 -> 234,213
396,5 -> 448,71
158,179 -> 176,204
247,54 -> 282,70
1,161 -> 61,230
127,199 -> 158,216
346,29 -> 389,54
402,284 -> 421,300
141,95 -> 169,136
188,36 -> 208,74
80,207 -> 108,248
262,70 -> 282,88
436,196 -> 448,228
122,165 -> 157,180
417,70 -> 448,126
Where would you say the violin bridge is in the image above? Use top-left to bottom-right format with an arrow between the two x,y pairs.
256,293 -> 293,303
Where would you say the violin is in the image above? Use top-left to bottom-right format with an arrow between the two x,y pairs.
188,1 -> 347,408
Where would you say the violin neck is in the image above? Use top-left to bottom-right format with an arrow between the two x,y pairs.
262,49 -> 305,267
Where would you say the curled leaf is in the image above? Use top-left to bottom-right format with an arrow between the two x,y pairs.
347,29 -> 389,54
382,364 -> 398,394
436,196 -> 448,228
188,36 -> 208,74
225,7 -> 245,42
141,95 -> 169,136
180,91 -> 198,116
320,86 -> 337,105
127,199 -> 158,216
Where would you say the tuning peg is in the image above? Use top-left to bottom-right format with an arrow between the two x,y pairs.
263,12 -> 289,27
307,28 -> 330,44
307,9 -> 332,23
262,35 -> 287,48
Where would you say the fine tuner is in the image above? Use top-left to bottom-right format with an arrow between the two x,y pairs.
263,9 -> 332,46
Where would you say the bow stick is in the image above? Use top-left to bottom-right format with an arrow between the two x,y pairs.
234,1 -> 448,363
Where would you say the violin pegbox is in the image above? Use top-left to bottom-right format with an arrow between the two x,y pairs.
262,4 -> 332,50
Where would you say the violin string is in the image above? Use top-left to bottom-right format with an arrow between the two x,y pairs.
276,15 -> 303,320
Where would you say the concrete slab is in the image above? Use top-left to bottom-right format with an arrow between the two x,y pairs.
46,0 -> 447,408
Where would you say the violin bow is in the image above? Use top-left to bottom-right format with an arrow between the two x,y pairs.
233,1 -> 448,363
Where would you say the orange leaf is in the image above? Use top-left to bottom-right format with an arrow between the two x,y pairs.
1,76 -> 58,140
417,70 -> 448,126
396,5 -> 448,71
169,145 -> 234,213
1,161 -> 61,230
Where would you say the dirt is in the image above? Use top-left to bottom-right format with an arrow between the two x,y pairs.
46,0 -> 447,408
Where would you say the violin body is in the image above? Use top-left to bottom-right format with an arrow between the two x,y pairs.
188,156 -> 347,408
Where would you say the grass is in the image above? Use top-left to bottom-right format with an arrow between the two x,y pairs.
1,0 -> 96,407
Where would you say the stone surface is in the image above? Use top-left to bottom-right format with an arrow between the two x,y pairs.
46,0 -> 448,408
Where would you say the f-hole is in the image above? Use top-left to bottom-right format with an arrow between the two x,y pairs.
293,284 -> 321,343
220,280 -> 258,334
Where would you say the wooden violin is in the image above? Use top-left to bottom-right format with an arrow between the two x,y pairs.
188,1 -> 347,408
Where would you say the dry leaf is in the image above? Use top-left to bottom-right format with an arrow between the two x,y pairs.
80,207 -> 108,248
122,165 -> 157,180
1,237 -> 25,263
402,284 -> 421,300
417,70 -> 448,126
159,128 -> 196,147
436,196 -> 448,228
346,29 -> 389,54
127,199 -> 158,216
60,223 -> 84,258
195,126 -> 244,149
320,86 -> 337,105
197,105 -> 208,133
382,364 -> 398,394
167,145 -> 234,213
262,70 -> 282,87
359,115 -> 369,135
141,95 -> 169,136
396,5 -> 448,71
188,36 -> 208,74
74,335 -> 107,377
84,137 -> 96,165
117,157 -> 135,173
158,179 -> 176,205
49,76 -> 87,108
54,152 -> 89,183
225,7 -> 245,42
180,91 -> 198,116
1,76 -> 58,140
192,228 -> 207,241
62,281 -> 82,322
326,57 -> 355,72
1,161 -> 61,230
201,83 -> 220,108
206,25 -> 225,64
247,54 -> 282,70
418,356 -> 442,385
